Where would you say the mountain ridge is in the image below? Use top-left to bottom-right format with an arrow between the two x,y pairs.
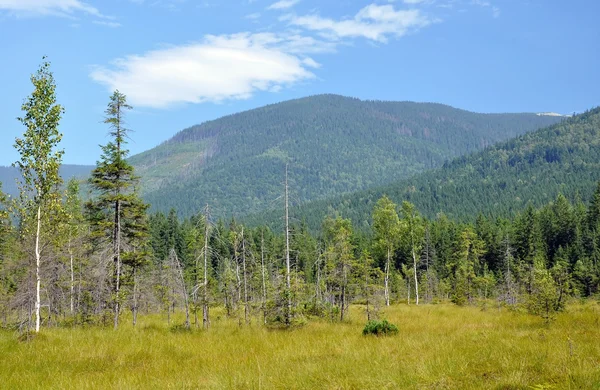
246,106 -> 600,231
1,95 -> 563,214
132,94 -> 562,217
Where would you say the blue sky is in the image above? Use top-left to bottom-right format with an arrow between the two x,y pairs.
0,0 -> 598,166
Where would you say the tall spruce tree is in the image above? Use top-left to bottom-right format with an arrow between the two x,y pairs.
86,90 -> 148,329
13,59 -> 64,332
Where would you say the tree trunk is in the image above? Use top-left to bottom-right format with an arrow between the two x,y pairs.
113,199 -> 121,330
173,249 -> 190,329
284,164 -> 292,325
365,259 -> 371,321
412,248 -> 419,305
132,267 -> 138,327
340,261 -> 347,322
261,232 -> 267,325
242,228 -> 249,325
34,205 -> 41,333
203,205 -> 210,330
384,247 -> 390,306
69,238 -> 74,314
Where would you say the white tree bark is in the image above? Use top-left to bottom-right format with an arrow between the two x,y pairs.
203,205 -> 210,329
413,248 -> 419,306
34,205 -> 41,333
384,247 -> 390,306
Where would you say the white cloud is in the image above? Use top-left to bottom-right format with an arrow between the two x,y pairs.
93,20 -> 121,28
91,33 -> 318,108
0,0 -> 101,17
302,57 -> 320,68
286,4 -> 432,43
403,0 -> 425,4
267,0 -> 299,10
244,12 -> 261,19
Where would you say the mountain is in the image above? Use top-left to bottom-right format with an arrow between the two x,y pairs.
249,107 -> 600,231
131,94 -> 562,217
0,165 -> 95,198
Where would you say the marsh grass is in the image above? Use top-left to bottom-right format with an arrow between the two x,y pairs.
1,303 -> 599,389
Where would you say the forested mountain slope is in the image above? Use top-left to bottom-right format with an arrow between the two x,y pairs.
251,107 -> 599,230
0,165 -> 94,198
133,94 -> 561,217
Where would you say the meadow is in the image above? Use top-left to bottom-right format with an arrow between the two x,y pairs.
1,303 -> 599,389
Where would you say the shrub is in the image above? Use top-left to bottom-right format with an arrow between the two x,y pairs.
362,319 -> 398,336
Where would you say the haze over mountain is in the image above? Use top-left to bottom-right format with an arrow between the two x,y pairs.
0,165 -> 95,198
130,94 -> 562,217
252,106 -> 600,230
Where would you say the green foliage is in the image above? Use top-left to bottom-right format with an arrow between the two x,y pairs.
13,58 -> 64,210
258,107 -> 599,231
138,94 -> 560,218
362,319 -> 399,336
527,264 -> 562,323
86,90 -> 148,249
323,216 -> 355,321
85,91 -> 149,328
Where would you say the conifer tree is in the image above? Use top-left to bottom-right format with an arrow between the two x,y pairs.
86,90 -> 148,329
63,178 -> 84,315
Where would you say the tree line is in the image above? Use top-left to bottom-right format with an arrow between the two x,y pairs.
1,61 -> 598,334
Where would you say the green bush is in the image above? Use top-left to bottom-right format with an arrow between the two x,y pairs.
362,319 -> 399,336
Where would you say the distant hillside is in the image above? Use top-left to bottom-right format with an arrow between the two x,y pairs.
0,165 -> 94,198
249,107 -> 600,230
132,94 -> 562,217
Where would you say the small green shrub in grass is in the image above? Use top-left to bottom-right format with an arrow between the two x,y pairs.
362,319 -> 398,336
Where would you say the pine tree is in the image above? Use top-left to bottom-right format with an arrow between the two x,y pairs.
86,90 -> 148,329
449,226 -> 486,305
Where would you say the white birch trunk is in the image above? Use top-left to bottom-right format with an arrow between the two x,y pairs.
34,205 -> 41,333
384,247 -> 390,306
70,246 -> 74,314
203,205 -> 210,329
413,248 -> 419,306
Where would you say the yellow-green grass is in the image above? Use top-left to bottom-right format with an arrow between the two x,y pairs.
1,303 -> 600,389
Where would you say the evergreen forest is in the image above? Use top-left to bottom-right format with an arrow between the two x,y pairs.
1,62 -> 598,333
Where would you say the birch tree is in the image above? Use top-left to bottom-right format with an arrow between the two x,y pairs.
400,201 -> 425,305
13,59 -> 64,332
372,196 -> 400,306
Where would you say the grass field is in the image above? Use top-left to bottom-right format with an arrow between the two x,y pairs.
1,303 -> 599,389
